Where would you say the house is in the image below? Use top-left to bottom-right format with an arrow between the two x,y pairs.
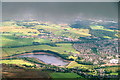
109,59 -> 118,64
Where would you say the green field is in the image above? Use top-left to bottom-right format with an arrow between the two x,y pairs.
2,35 -> 33,47
49,72 -> 83,78
110,73 -> 118,75
31,24 -> 91,39
90,25 -> 104,30
66,61 -> 93,69
90,25 -> 115,32
1,59 -> 34,66
1,34 -> 52,47
2,43 -> 79,57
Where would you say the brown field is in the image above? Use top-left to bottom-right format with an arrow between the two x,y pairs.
2,64 -> 50,79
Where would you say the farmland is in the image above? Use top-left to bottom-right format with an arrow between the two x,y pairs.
1,20 -> 119,79
49,72 -> 83,78
1,59 -> 34,66
2,43 -> 79,58
66,61 -> 93,69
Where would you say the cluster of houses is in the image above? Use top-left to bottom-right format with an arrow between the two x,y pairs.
73,39 -> 118,65
18,32 -> 79,42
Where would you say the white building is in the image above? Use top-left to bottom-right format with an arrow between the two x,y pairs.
109,59 -> 119,64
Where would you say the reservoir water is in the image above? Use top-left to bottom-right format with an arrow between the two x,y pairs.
19,54 -> 69,66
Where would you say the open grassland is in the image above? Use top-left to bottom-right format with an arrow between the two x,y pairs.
90,25 -> 104,29
2,21 -> 16,26
103,36 -> 112,39
2,43 -> 80,57
1,59 -> 34,66
33,38 -> 51,43
34,25 -> 91,38
102,67 -> 119,72
90,29 -> 117,39
66,61 -> 93,69
1,34 -> 52,47
110,73 -> 118,75
49,72 -> 83,78
1,27 -> 40,38
1,35 -> 33,47
90,25 -> 115,32
1,26 -> 39,34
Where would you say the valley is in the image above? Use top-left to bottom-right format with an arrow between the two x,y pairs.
1,19 -> 119,79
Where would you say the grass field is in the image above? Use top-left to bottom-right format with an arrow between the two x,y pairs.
66,61 -> 93,69
2,35 -> 33,47
1,34 -> 53,47
90,25 -> 104,30
49,72 -> 83,78
2,43 -> 79,57
110,73 -> 118,75
1,26 -> 39,34
34,25 -> 91,39
1,59 -> 34,66
103,36 -> 112,39
90,25 -> 115,32
103,67 -> 119,72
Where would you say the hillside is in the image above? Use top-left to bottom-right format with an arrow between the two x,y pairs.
1,19 -> 119,79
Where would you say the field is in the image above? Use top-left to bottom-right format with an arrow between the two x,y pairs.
34,25 -> 91,39
1,34 -> 52,47
90,25 -> 104,29
66,61 -> 93,69
1,59 -> 34,66
90,25 -> 115,32
2,43 -> 79,57
1,20 -> 119,79
2,64 -> 49,78
110,73 -> 118,75
2,35 -> 33,47
49,72 -> 83,78
101,66 -> 119,72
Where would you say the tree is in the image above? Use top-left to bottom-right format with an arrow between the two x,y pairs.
32,42 -> 40,45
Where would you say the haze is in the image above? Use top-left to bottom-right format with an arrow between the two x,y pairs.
2,2 -> 118,23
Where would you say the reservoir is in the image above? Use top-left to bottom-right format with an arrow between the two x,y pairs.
18,53 -> 69,66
